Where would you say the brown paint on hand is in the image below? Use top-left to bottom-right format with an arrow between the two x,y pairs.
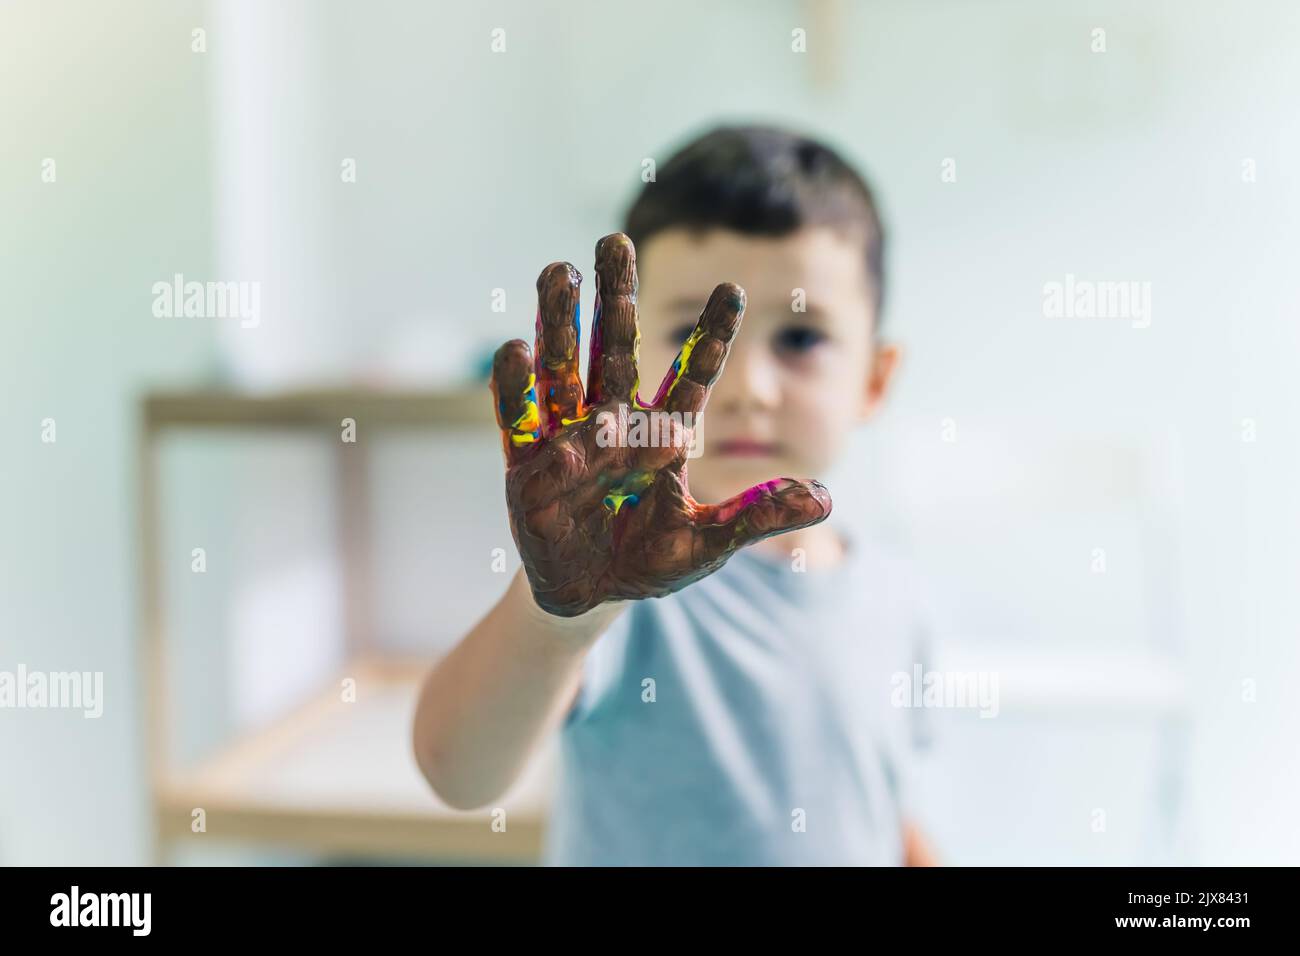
490,233 -> 832,617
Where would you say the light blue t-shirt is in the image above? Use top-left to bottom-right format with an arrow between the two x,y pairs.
541,536 -> 935,866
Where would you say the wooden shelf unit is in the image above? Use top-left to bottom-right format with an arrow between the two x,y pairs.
138,387 -> 546,864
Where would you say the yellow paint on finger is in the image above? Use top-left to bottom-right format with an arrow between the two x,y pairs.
652,326 -> 705,407
510,373 -> 540,443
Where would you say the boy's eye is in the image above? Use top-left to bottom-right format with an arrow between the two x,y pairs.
773,326 -> 828,354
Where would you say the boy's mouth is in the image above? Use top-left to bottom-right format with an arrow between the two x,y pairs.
713,438 -> 782,458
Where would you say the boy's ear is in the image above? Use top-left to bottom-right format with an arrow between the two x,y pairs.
860,342 -> 901,421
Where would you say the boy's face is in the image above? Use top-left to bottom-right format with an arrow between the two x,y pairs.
636,226 -> 899,505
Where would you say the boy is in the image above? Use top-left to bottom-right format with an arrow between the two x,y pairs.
413,124 -> 939,866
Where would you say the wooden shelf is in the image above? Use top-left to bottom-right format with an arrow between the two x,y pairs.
143,385 -> 495,430
155,661 -> 553,862
139,387 -> 520,863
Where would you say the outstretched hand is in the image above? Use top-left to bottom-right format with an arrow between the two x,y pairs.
490,233 -> 831,617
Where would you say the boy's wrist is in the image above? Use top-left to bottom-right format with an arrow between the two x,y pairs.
510,568 -> 625,653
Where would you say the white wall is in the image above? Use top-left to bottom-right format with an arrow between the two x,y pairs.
0,0 -> 217,863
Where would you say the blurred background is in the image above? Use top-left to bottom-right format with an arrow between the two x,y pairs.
2,0 -> 1298,865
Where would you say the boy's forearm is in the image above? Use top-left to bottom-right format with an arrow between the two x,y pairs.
903,820 -> 941,866
412,568 -> 625,810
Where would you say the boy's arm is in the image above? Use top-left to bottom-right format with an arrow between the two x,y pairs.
414,233 -> 828,809
412,568 -> 624,810
902,819 -> 941,866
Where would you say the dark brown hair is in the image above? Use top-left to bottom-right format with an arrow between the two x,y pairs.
624,124 -> 886,316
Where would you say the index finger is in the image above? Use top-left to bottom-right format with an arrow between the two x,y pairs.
653,282 -> 746,416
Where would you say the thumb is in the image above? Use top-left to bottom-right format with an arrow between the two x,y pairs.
693,478 -> 833,559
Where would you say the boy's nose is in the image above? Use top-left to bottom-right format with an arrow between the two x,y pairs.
709,339 -> 780,416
